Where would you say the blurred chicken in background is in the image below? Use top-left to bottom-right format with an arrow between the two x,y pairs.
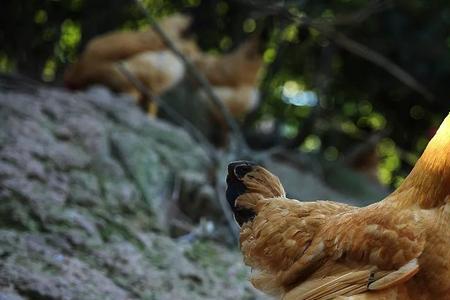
194,37 -> 263,114
64,14 -> 199,115
193,37 -> 262,87
64,13 -> 265,144
193,37 -> 264,145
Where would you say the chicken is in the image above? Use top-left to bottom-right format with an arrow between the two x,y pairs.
226,113 -> 450,300
64,14 -> 199,115
199,85 -> 260,120
193,38 -> 264,145
194,38 -> 263,119
193,37 -> 263,88
74,13 -> 192,64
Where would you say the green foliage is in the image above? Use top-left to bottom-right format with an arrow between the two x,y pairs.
1,0 -> 449,187
57,19 -> 81,61
0,53 -> 15,73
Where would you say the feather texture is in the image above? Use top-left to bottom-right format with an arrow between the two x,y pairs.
226,113 -> 450,299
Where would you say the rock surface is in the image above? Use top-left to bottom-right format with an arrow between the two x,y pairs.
0,86 -> 266,300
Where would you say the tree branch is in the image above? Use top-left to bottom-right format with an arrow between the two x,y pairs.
132,0 -> 248,154
289,13 -> 435,101
329,32 -> 434,101
332,0 -> 393,26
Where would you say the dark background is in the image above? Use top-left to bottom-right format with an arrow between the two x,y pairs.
2,0 -> 450,188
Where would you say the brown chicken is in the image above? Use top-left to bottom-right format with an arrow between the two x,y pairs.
226,114 -> 450,299
193,37 -> 263,88
198,85 -> 260,120
64,14 -> 199,114
194,38 -> 263,119
193,38 -> 264,145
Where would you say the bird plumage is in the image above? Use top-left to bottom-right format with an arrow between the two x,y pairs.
226,114 -> 450,299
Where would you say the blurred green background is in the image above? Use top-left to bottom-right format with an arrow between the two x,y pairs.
1,0 -> 450,188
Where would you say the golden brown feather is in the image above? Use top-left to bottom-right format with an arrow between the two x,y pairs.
226,114 -> 450,299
